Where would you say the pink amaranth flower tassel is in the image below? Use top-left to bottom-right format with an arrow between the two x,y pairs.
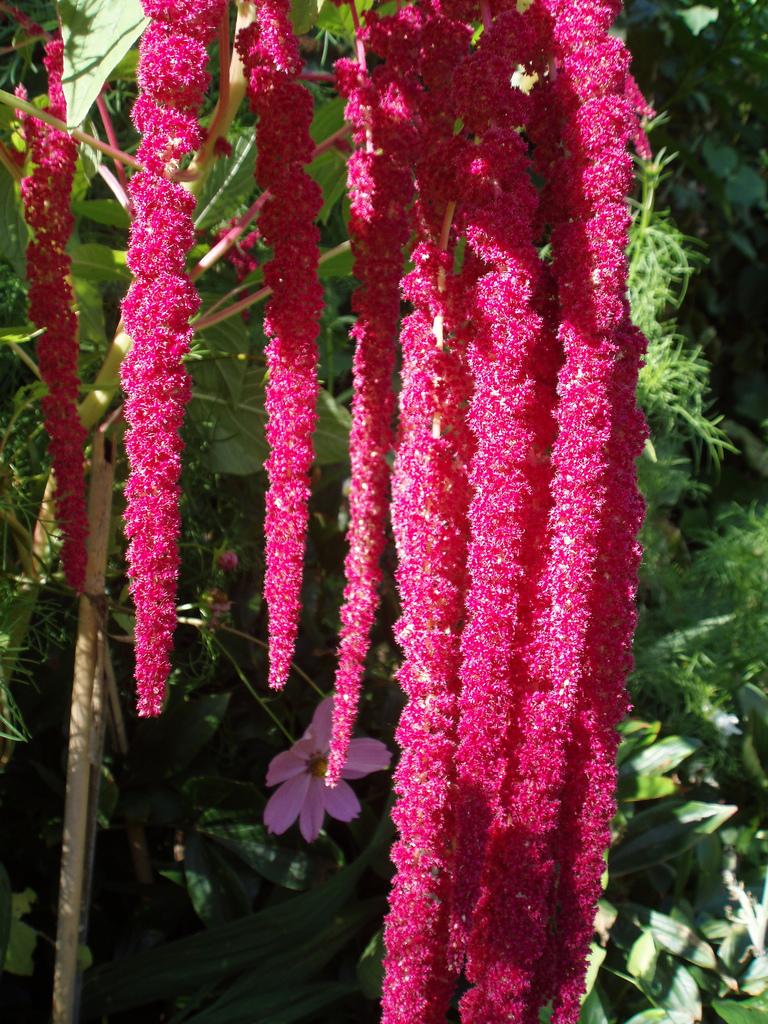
446,5 -> 560,970
264,696 -> 391,841
19,38 -> 87,591
325,56 -> 415,787
121,0 -> 226,716
236,2 -> 323,691
460,3 -> 648,1021
381,6 -> 475,1021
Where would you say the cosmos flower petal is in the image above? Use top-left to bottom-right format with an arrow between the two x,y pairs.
266,749 -> 307,786
323,780 -> 361,823
263,772 -> 311,835
299,778 -> 327,841
305,696 -> 334,750
342,738 -> 392,779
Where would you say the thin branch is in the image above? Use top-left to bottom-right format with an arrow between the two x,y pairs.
95,93 -> 130,197
193,240 -> 351,331
97,164 -> 131,214
0,90 -> 142,170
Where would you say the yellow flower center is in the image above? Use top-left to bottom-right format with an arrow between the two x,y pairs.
309,754 -> 328,779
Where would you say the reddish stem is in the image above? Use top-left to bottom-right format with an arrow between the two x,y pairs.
96,93 -> 130,196
0,1 -> 49,39
300,70 -> 335,83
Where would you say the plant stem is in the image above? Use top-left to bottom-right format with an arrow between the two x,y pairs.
183,1 -> 255,196
77,327 -> 131,430
95,93 -> 130,197
52,428 -> 115,1024
193,240 -> 351,331
0,139 -> 21,182
0,90 -> 141,169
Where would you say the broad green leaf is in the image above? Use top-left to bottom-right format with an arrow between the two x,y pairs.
4,890 -> 39,977
582,942 -> 607,1001
60,0 -> 149,127
308,149 -> 348,223
679,5 -> 719,36
69,243 -> 130,283
628,930 -> 657,981
184,833 -> 252,927
194,135 -> 257,231
182,981 -> 356,1024
713,996 -> 768,1023
0,168 -> 28,276
580,989 -> 609,1024
291,0 -> 321,35
318,243 -> 353,279
127,693 -> 230,782
197,809 -> 316,890
81,871 -> 381,1014
619,736 -> 700,778
72,198 -> 130,230
357,929 -> 385,1000
624,1012 -> 694,1024
71,276 -> 107,347
639,956 -> 701,1018
0,864 -> 10,973
311,98 -> 346,144
623,904 -> 717,970
617,775 -> 679,802
610,801 -> 737,875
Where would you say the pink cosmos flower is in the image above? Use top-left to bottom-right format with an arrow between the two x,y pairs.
264,697 -> 391,842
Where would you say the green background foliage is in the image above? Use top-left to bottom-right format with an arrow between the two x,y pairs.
0,0 -> 766,1021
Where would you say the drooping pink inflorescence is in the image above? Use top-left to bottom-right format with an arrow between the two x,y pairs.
325,54 -> 416,787
380,6 -> 476,1021
459,2 -> 648,1021
446,6 -> 561,973
121,0 -> 226,716
236,1 -> 323,692
19,38 -> 88,591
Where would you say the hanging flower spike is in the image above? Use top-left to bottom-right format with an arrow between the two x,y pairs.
446,5 -> 560,971
381,7 -> 476,1021
19,38 -> 87,591
121,0 -> 226,716
459,2 -> 648,1020
325,54 -> 417,787
264,696 -> 391,841
236,2 -> 323,692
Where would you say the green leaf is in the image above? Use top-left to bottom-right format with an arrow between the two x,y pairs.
308,149 -> 348,223
60,0 -> 149,127
291,0 -> 321,35
72,199 -> 130,230
679,5 -> 719,36
712,997 -> 768,1024
318,244 -> 353,280
4,890 -> 39,977
69,243 -> 130,283
182,981 -> 356,1024
639,956 -> 701,1018
623,905 -> 717,970
71,276 -> 107,347
0,864 -> 10,974
624,1012 -> 694,1024
197,809 -> 316,890
311,98 -> 346,145
0,168 -> 28,276
357,929 -> 385,1000
610,801 -> 737,875
82,861 -> 382,1015
628,930 -> 657,981
617,775 -> 679,801
184,833 -> 252,927
127,693 -> 230,782
725,167 -> 767,210
618,736 -> 701,778
580,989 -> 609,1024
194,135 -> 257,231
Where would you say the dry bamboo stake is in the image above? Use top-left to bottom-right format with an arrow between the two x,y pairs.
52,429 -> 115,1024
